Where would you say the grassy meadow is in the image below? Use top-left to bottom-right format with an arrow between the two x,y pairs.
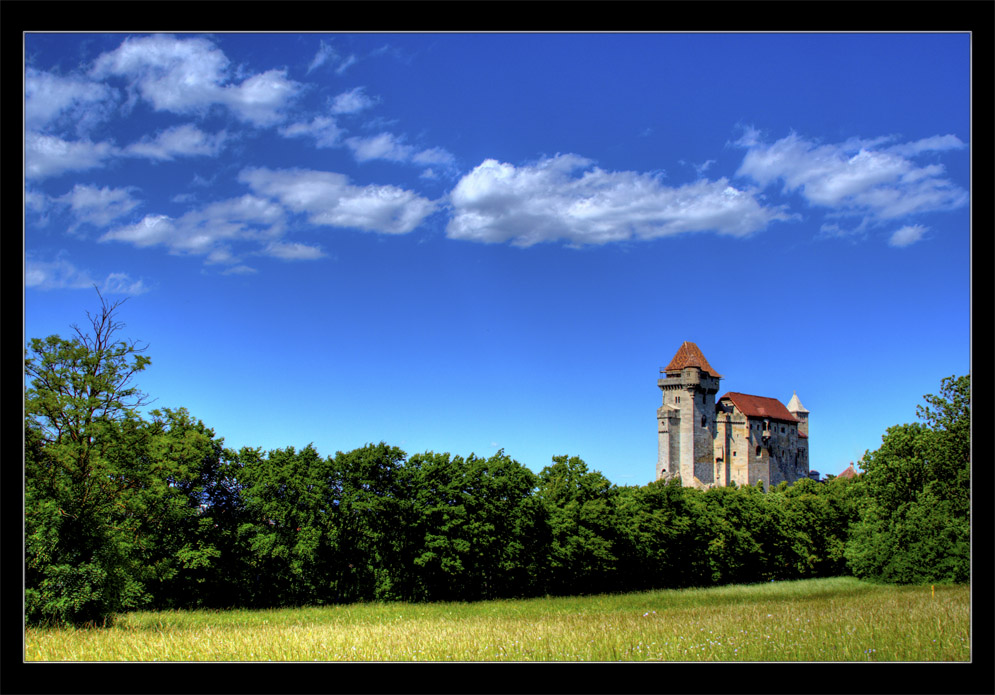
24,577 -> 970,662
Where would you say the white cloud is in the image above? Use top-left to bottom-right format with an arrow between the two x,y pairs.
888,224 -> 928,247
412,147 -> 456,167
693,160 -> 716,178
102,272 -> 150,295
25,254 -> 146,294
25,67 -> 117,133
279,116 -> 343,148
262,241 -> 326,260
345,133 -> 457,176
124,124 -> 227,160
91,34 -> 229,112
223,69 -> 300,126
335,54 -> 358,75
222,264 -> 258,275
886,134 -> 966,157
101,194 -> 287,257
345,133 -> 414,163
25,132 -> 117,180
25,255 -> 95,290
240,167 -> 437,235
307,40 -> 337,74
446,154 -> 791,246
57,184 -> 142,228
25,189 -> 47,211
90,34 -> 300,126
103,169 -> 434,262
102,214 -> 177,248
330,87 -> 377,115
27,121 -> 226,181
306,40 -> 357,75
736,131 -> 968,223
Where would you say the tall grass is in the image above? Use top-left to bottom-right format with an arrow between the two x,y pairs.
24,577 -> 970,662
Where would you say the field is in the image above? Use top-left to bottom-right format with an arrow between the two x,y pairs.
24,577 -> 970,662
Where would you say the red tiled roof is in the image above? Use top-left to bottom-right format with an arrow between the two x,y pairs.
718,392 -> 799,423
837,463 -> 858,478
664,341 -> 722,377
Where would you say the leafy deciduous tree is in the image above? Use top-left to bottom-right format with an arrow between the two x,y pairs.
25,290 -> 153,625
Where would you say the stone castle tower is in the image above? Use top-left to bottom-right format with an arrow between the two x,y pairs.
656,341 -> 722,484
657,341 -> 810,489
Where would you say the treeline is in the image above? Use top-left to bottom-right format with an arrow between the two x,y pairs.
24,294 -> 970,626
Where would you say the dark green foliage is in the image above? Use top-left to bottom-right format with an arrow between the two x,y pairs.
779,476 -> 861,578
404,450 -> 543,601
326,443 -> 410,602
845,376 -> 970,584
612,478 -> 694,590
25,296 -> 968,625
25,292 -> 154,626
536,455 -> 620,595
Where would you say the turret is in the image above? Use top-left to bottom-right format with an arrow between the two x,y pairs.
786,391 -> 809,437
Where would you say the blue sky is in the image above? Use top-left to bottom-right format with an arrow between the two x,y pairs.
23,32 -> 971,485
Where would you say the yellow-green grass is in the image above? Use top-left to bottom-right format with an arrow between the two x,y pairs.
24,577 -> 969,662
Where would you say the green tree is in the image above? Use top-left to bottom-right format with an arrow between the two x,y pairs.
845,376 -> 970,584
690,485 -> 764,585
536,455 -> 619,595
25,291 -> 153,625
328,443 -> 410,602
132,408 -> 229,609
612,478 -> 693,591
237,444 -> 337,606
779,476 -> 860,578
462,450 -> 544,599
189,444 -> 252,608
404,451 -> 472,601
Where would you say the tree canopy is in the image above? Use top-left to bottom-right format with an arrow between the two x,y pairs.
845,376 -> 970,584
24,294 -> 970,626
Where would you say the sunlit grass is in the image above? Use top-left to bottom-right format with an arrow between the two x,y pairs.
24,577 -> 970,662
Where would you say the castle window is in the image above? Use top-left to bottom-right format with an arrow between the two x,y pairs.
701,415 -> 707,427
756,445 -> 762,457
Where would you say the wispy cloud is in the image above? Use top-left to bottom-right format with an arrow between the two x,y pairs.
330,87 -> 377,115
345,132 -> 414,163
446,154 -> 792,246
90,34 -> 301,126
240,167 -> 437,235
735,131 -> 968,224
25,133 -> 117,180
335,54 -> 358,75
25,253 -> 148,294
344,133 -> 458,178
262,241 -> 326,261
279,116 -> 343,148
100,194 -> 287,259
25,67 -> 117,134
888,224 -> 928,247
57,184 -> 142,229
102,272 -> 150,295
25,255 -> 95,290
307,40 -> 337,74
306,39 -> 357,75
124,124 -> 227,160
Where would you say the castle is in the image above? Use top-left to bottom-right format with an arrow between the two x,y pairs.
656,341 -> 810,489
